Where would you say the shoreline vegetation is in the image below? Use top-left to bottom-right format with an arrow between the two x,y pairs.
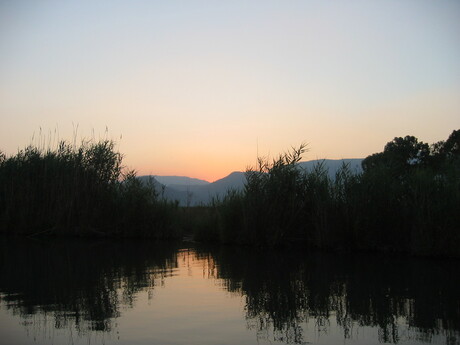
1,130 -> 459,257
0,140 -> 180,239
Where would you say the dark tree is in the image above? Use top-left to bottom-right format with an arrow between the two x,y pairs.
428,130 -> 460,171
362,135 -> 430,176
441,129 -> 460,159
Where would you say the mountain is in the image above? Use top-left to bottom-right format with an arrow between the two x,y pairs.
207,171 -> 246,192
298,158 -> 363,177
139,159 -> 363,206
136,175 -> 188,202
153,176 -> 209,186
138,171 -> 246,206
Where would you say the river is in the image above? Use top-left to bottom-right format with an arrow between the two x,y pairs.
0,238 -> 458,344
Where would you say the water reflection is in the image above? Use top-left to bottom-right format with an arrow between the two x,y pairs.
0,238 -> 178,336
0,238 -> 459,344
201,246 -> 460,344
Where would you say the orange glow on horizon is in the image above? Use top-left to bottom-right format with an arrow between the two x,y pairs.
135,161 -> 249,183
1,1 -> 459,183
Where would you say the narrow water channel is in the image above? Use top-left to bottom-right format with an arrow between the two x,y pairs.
0,238 -> 458,344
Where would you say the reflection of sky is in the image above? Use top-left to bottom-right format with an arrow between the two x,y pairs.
1,247 -> 458,345
1,1 -> 459,181
121,249 -> 251,345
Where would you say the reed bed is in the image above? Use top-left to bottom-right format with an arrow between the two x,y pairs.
2,130 -> 458,257
197,130 -> 460,257
0,140 -> 180,238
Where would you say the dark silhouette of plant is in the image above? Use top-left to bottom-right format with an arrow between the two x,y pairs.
362,135 -> 430,177
0,140 -> 179,238
200,130 -> 460,257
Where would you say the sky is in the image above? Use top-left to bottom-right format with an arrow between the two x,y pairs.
1,0 -> 459,182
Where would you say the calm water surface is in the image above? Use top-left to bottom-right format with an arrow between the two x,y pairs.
0,238 -> 458,345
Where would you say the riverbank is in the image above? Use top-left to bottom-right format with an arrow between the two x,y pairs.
190,132 -> 460,258
1,131 -> 459,257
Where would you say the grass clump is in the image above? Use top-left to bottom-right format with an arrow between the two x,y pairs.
0,140 -> 179,238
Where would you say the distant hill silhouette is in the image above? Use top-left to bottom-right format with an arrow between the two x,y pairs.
138,159 -> 362,206
153,176 -> 209,186
298,159 -> 363,176
138,172 -> 245,206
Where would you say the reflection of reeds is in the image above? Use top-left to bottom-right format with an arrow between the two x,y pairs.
0,238 -> 179,334
0,140 -> 179,238
196,245 -> 460,345
2,239 -> 459,343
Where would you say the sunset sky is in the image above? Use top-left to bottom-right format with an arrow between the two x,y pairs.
1,0 -> 459,182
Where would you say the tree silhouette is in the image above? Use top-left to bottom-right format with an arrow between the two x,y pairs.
362,135 -> 430,176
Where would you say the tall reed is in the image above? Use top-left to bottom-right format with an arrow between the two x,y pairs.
200,130 -> 460,257
0,140 -> 179,238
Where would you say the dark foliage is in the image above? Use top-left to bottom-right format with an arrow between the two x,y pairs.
197,130 -> 460,257
0,140 -> 180,238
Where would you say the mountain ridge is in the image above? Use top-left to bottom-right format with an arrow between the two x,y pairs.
139,159 -> 363,206
153,175 -> 209,186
